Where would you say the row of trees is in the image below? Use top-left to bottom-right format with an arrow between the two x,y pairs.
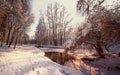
0,0 -> 33,48
75,0 -> 120,58
35,3 -> 72,46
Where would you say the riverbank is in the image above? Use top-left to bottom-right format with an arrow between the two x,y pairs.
66,50 -> 120,75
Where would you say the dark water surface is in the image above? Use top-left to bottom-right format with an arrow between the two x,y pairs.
45,52 -> 73,65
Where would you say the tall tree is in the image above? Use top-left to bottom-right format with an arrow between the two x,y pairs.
75,5 -> 120,58
35,3 -> 72,46
0,0 -> 33,48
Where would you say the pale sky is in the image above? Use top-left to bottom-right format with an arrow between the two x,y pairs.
27,0 -> 119,38
28,0 -> 84,38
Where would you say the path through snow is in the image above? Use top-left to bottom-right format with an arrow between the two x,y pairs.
0,45 -> 83,75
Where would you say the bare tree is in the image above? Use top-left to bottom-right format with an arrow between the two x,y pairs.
0,0 -> 33,48
35,13 -> 47,46
46,3 -> 72,45
77,0 -> 105,15
75,6 -> 120,58
35,3 -> 72,46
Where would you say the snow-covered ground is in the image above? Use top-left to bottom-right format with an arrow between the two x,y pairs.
0,45 -> 83,75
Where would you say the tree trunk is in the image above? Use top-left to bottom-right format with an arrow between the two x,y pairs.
53,39 -> 57,46
60,35 -> 62,45
6,28 -> 11,45
0,41 -> 3,47
14,37 -> 18,49
96,42 -> 104,58
104,45 -> 109,52
14,34 -> 19,49
96,47 -> 104,58
1,33 -> 4,47
8,30 -> 16,47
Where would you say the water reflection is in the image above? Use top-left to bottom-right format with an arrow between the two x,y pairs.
45,52 -> 120,75
45,52 -> 73,65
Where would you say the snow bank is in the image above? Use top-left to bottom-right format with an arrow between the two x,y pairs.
37,45 -> 63,49
39,48 -> 65,53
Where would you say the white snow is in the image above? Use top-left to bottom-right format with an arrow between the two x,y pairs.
0,45 -> 83,75
40,48 -> 65,53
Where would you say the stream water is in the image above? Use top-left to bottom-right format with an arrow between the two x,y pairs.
45,52 -> 73,65
45,52 -> 120,75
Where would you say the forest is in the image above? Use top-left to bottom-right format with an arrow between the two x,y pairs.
0,0 -> 120,75
0,0 -> 33,48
